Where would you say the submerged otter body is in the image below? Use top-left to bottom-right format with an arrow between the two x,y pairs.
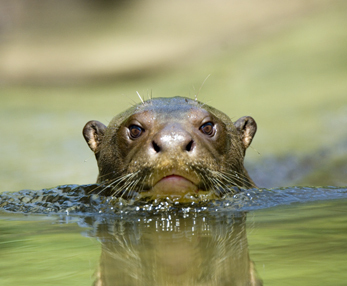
83,96 -> 257,198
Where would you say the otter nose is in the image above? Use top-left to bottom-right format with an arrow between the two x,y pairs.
151,124 -> 195,153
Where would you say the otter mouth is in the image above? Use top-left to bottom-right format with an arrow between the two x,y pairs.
143,170 -> 203,197
154,174 -> 199,194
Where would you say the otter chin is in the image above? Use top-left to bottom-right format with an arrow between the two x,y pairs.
150,173 -> 199,195
83,96 -> 257,200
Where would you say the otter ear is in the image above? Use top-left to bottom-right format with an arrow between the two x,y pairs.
234,116 -> 257,149
83,120 -> 107,153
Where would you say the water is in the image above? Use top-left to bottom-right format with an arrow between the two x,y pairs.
248,199 -> 347,286
0,186 -> 347,285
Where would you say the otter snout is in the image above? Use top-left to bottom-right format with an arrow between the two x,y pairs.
151,123 -> 195,154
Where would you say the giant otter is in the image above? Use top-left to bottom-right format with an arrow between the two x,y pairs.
83,96 -> 257,198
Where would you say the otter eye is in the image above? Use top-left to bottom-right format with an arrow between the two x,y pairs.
129,125 -> 144,139
200,122 -> 215,136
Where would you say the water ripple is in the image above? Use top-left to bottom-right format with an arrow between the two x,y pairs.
0,184 -> 346,216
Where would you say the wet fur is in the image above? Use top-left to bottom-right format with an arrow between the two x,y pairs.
83,97 -> 257,198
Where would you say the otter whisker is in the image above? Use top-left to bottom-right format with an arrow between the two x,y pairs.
84,170 -> 125,195
138,174 -> 149,193
136,91 -> 144,104
211,170 -> 238,185
96,172 -> 139,197
97,171 -> 120,179
125,176 -> 143,199
209,177 -> 229,196
195,74 -> 211,101
192,169 -> 209,191
111,172 -> 140,197
209,163 -> 248,186
207,169 -> 247,194
121,177 -> 141,199
219,169 -> 254,188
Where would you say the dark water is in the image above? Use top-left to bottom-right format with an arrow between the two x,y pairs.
0,186 -> 347,285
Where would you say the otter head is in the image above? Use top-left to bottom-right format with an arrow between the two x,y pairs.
83,97 -> 257,199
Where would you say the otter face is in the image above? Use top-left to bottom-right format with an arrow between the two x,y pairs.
83,97 -> 257,198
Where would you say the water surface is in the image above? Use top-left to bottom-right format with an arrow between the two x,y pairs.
1,186 -> 346,285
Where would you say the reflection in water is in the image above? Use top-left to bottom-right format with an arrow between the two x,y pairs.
1,195 -> 347,285
1,185 -> 347,285
83,212 -> 262,286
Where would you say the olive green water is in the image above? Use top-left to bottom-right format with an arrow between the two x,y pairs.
1,0 -> 347,192
1,198 -> 346,286
1,1 -> 347,285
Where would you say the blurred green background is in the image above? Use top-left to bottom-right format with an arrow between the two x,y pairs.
1,0 -> 346,192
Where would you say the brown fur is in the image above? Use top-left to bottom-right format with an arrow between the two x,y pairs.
83,96 -> 257,197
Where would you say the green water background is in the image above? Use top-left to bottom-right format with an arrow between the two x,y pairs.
1,0 -> 347,192
1,1 -> 347,285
